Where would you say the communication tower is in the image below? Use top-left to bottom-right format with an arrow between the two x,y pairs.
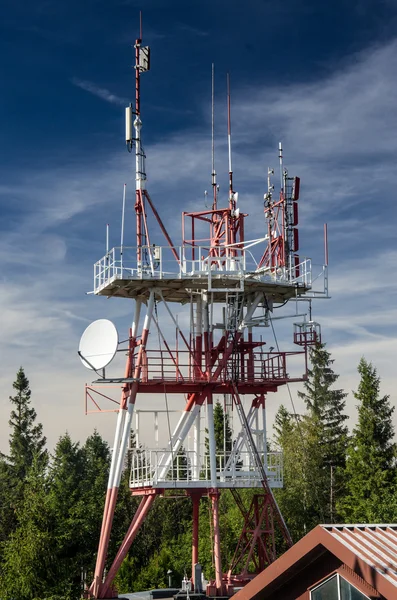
79,25 -> 329,600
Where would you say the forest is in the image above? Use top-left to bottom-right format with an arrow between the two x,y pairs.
0,344 -> 395,600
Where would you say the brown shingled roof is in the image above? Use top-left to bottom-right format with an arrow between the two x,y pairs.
232,524 -> 397,600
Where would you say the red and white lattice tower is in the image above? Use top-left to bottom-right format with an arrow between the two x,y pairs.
81,28 -> 328,600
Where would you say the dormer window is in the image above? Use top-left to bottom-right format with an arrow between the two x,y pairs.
310,573 -> 370,600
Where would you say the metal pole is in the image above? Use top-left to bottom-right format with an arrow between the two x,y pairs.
207,398 -> 217,488
192,494 -> 200,580
211,493 -> 223,593
121,183 -> 126,273
211,63 -> 217,210
227,73 -> 233,197
91,291 -> 155,597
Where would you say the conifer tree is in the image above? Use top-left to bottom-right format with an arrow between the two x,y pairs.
6,367 -> 47,481
1,367 -> 47,540
298,343 -> 348,469
296,343 -> 348,523
0,456 -> 55,600
273,404 -> 295,442
204,400 -> 233,471
48,433 -> 86,597
79,431 -> 112,584
8,367 -> 47,479
338,358 -> 396,523
0,457 -> 12,545
214,400 -> 233,453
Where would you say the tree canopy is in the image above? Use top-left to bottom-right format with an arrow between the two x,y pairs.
0,357 -> 395,599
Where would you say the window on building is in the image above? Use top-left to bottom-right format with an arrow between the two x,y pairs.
311,575 -> 338,600
340,576 -> 370,600
310,574 -> 370,600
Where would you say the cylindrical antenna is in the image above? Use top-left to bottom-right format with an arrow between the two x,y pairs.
106,223 -> 109,254
227,73 -> 233,196
139,10 -> 143,41
324,223 -> 328,266
278,142 -> 283,191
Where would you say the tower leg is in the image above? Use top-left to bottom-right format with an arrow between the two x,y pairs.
100,494 -> 156,598
91,292 -> 155,598
210,492 -> 223,595
191,493 -> 201,587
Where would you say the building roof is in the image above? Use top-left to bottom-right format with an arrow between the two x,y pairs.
232,524 -> 397,600
324,524 -> 397,589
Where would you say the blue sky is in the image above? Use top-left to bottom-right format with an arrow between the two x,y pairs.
1,0 -> 397,451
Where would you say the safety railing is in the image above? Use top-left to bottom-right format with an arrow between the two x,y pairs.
93,245 -> 314,294
129,449 -> 283,488
136,348 -> 304,384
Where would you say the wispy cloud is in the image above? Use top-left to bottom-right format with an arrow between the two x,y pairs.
176,22 -> 209,37
1,36 -> 397,451
71,77 -> 128,106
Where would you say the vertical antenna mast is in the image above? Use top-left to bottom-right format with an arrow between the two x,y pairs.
132,13 -> 150,269
227,73 -> 233,201
211,63 -> 217,210
278,142 -> 283,191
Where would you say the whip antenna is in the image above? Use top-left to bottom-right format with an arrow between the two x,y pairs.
212,63 -> 217,209
227,73 -> 233,198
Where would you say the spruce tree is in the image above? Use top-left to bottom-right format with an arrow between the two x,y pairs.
213,400 -> 233,454
296,343 -> 348,522
338,358 -> 396,523
298,343 -> 348,469
204,400 -> 233,472
7,367 -> 47,481
0,455 -> 55,600
48,433 -> 86,597
1,367 -> 47,539
79,431 -> 111,585
274,404 -> 295,442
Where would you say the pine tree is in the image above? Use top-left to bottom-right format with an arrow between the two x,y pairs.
338,358 -> 396,523
6,367 -> 47,481
273,404 -> 295,442
0,457 -> 13,548
213,400 -> 233,454
296,343 -> 349,523
78,431 -> 111,580
204,400 -> 234,472
1,367 -> 47,540
0,456 -> 55,600
298,343 -> 348,469
48,433 -> 86,597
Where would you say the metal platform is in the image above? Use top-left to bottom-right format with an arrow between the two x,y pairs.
129,449 -> 283,490
93,245 -> 312,302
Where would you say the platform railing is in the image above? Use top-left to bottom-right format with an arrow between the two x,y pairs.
136,348 -> 304,384
129,449 -> 283,488
93,245 -> 313,293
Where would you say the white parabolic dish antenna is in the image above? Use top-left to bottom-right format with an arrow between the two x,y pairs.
79,319 -> 119,370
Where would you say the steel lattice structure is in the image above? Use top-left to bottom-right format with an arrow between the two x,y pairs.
81,27 -> 329,599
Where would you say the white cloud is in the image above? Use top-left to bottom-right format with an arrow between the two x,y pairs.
71,77 -> 128,106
